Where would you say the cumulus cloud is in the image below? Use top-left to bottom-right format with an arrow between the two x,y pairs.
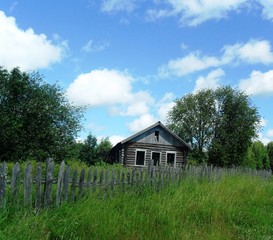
128,113 -> 157,133
101,0 -> 139,13
239,70 -> 273,96
108,135 -> 126,145
222,39 -> 273,64
158,52 -> 221,78
258,133 -> 271,145
258,0 -> 273,20
146,0 -> 273,26
159,39 -> 273,78
193,68 -> 225,92
0,11 -> 64,71
146,0 -> 247,26
156,92 -> 175,123
66,69 -> 134,106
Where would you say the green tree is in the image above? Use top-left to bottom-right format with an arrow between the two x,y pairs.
208,86 -> 260,167
97,138 -> 112,163
167,86 -> 260,167
267,141 -> 273,171
0,67 -> 83,162
251,141 -> 270,170
167,89 -> 215,163
79,133 -> 98,164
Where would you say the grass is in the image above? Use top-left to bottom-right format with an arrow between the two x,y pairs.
1,174 -> 273,240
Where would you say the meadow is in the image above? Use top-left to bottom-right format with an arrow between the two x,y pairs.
1,171 -> 273,240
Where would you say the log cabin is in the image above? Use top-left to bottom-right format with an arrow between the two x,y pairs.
110,121 -> 191,167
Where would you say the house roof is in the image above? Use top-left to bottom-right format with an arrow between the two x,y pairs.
118,121 -> 192,149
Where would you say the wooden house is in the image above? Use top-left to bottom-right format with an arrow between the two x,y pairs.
110,121 -> 191,167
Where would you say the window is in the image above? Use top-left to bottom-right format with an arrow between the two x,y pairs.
167,152 -> 176,166
136,150 -> 145,166
155,131 -> 159,141
152,152 -> 160,166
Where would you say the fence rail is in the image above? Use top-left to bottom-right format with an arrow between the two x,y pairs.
0,159 -> 271,210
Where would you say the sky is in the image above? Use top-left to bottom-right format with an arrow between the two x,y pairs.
0,0 -> 273,146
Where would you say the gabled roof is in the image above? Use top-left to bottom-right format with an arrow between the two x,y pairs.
119,121 -> 192,149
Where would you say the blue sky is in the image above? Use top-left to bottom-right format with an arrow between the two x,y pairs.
0,0 -> 273,145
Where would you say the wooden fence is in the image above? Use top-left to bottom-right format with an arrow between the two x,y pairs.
0,159 -> 272,210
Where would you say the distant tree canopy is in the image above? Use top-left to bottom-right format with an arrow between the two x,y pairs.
79,133 -> 112,165
167,86 -> 261,167
0,67 -> 84,162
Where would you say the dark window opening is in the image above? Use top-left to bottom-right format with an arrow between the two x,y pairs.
167,153 -> 175,166
136,150 -> 145,166
155,130 -> 159,141
152,152 -> 160,166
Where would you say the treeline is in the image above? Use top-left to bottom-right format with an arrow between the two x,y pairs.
243,141 -> 273,171
70,133 -> 113,165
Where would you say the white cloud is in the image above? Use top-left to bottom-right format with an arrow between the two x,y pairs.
193,68 -> 225,92
239,70 -> 273,96
147,0 -> 247,26
258,133 -> 271,145
258,0 -> 273,20
108,135 -> 126,146
260,118 -> 268,127
101,0 -> 139,13
222,39 -> 273,64
156,92 -> 175,123
66,69 -> 133,106
82,40 -> 109,53
0,11 -> 64,71
128,114 -> 157,133
267,129 -> 273,138
158,52 -> 221,78
159,39 -> 273,78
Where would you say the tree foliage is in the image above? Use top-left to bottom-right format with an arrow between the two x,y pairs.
167,89 -> 215,162
0,67 -> 84,162
79,133 -> 112,164
266,141 -> 273,171
208,86 -> 260,167
167,86 -> 261,167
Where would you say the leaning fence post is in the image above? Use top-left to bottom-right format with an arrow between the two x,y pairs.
0,162 -> 7,208
24,162 -> 33,207
44,158 -> 54,208
11,162 -> 21,205
56,161 -> 66,207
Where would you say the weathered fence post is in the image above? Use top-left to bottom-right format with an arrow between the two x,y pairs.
35,163 -> 42,210
44,158 -> 54,208
99,168 -> 104,198
11,162 -> 21,205
71,169 -> 78,202
56,161 -> 66,207
110,169 -> 115,193
78,168 -> 85,199
0,162 -> 7,208
86,168 -> 92,193
24,162 -> 33,207
93,168 -> 98,193
62,166 -> 70,202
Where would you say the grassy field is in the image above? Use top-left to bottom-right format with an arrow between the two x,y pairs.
1,174 -> 273,240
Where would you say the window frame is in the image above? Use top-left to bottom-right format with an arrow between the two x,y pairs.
166,151 -> 176,167
151,151 -> 161,166
135,149 -> 146,167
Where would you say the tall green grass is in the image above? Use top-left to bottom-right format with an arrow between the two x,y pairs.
1,174 -> 273,240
